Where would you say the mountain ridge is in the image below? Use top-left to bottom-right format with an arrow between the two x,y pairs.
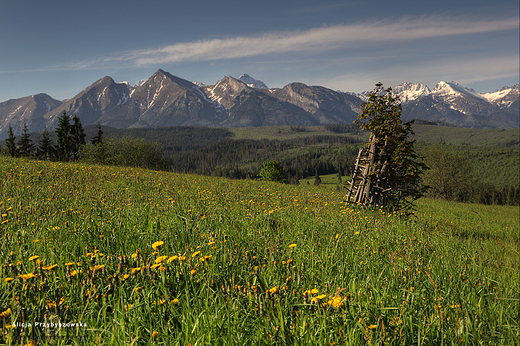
1,70 -> 518,139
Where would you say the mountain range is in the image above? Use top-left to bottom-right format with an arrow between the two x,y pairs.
0,69 -> 518,139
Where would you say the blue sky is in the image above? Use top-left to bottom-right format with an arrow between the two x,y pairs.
1,0 -> 518,102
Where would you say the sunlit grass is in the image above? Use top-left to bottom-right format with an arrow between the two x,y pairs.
0,156 -> 518,345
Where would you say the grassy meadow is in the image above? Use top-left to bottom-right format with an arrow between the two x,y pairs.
0,156 -> 518,345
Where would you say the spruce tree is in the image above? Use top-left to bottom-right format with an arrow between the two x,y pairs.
37,127 -> 55,160
5,125 -> 17,157
55,110 -> 72,161
70,115 -> 86,159
17,123 -> 34,157
91,123 -> 104,145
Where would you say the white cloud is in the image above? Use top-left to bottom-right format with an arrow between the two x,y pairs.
108,16 -> 518,66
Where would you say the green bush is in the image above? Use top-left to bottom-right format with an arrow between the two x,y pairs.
259,161 -> 289,183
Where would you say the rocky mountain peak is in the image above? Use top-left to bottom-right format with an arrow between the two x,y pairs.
393,82 -> 431,103
238,74 -> 268,89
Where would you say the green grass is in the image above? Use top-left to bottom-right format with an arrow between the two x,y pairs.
0,156 -> 518,345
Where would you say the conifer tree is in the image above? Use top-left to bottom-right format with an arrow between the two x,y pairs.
5,125 -> 17,157
91,123 -> 104,145
37,127 -> 55,160
70,115 -> 86,159
55,110 -> 72,161
17,123 -> 34,157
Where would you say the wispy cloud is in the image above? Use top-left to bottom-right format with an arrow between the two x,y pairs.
102,15 -> 518,67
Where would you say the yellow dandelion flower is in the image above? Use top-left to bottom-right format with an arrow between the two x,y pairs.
91,264 -> 104,271
327,296 -> 345,309
152,330 -> 159,340
155,256 -> 168,264
47,301 -> 57,309
192,251 -> 200,258
42,264 -> 58,271
190,269 -> 197,275
5,277 -> 14,283
28,255 -> 39,261
311,288 -> 319,294
158,266 -> 167,272
171,298 -> 179,305
311,294 -> 327,304
70,269 -> 81,276
131,267 -> 141,274
354,231 -> 360,235
367,324 -> 377,330
150,264 -> 161,269
178,255 -> 187,261
0,308 -> 11,319
65,262 -> 76,266
19,273 -> 37,280
268,286 -> 279,294
167,255 -> 178,262
288,244 -> 297,248
208,241 -> 215,246
152,241 -> 164,250
122,274 -> 130,280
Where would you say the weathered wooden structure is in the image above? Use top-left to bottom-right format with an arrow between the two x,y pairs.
346,134 -> 390,207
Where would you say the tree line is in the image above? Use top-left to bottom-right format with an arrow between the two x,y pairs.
3,111 -> 88,161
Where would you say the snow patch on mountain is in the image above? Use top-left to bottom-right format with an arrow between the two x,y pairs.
238,74 -> 268,89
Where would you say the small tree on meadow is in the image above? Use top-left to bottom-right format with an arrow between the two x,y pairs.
259,161 -> 289,184
348,83 -> 427,213
422,142 -> 471,201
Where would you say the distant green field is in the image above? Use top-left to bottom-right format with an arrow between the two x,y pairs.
229,124 -> 520,147
1,156 -> 518,345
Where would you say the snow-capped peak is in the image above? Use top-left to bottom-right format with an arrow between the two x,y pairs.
480,84 -> 519,102
393,82 -> 431,103
431,81 -> 485,100
237,74 -> 268,89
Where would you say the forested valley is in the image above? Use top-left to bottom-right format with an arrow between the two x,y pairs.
2,122 -> 518,206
